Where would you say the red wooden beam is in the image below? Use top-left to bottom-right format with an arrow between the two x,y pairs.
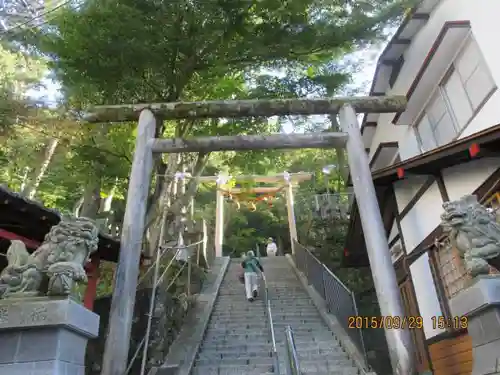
0,229 -> 40,249
84,255 -> 101,311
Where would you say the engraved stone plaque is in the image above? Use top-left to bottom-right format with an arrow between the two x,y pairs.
0,297 -> 100,375
0,297 -> 99,338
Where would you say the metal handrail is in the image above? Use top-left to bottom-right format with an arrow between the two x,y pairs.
293,240 -> 368,367
255,246 -> 280,374
261,273 -> 280,374
322,263 -> 351,294
284,326 -> 300,375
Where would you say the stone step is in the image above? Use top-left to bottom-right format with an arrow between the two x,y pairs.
197,348 -> 274,359
213,301 -> 268,307
277,336 -> 338,346
205,329 -> 331,340
207,322 -> 324,330
289,358 -> 356,370
200,342 -> 341,356
213,306 -> 318,313
297,362 -> 360,375
195,355 -> 275,367
198,345 -> 343,359
211,314 -> 322,321
202,333 -> 270,342
190,364 -> 275,375
199,342 -> 272,351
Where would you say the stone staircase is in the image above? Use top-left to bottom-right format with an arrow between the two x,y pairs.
189,257 -> 364,375
264,257 -> 361,375
191,259 -> 273,375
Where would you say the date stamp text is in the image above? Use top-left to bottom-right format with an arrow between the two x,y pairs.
348,315 -> 423,329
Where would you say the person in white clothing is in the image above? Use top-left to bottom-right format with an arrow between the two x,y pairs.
266,237 -> 278,256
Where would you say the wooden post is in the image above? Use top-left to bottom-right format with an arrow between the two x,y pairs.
175,170 -> 189,261
83,255 -> 101,310
101,109 -> 156,375
202,219 -> 209,267
187,256 -> 192,297
285,181 -> 298,255
339,104 -> 414,375
214,184 -> 224,257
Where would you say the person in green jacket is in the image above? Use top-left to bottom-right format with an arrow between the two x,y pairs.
241,250 -> 264,302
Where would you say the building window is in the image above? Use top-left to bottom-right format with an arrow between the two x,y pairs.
415,35 -> 496,152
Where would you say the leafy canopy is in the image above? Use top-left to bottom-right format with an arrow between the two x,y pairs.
20,0 -> 406,106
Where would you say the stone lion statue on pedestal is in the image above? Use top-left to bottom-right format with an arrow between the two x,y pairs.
440,194 -> 500,277
0,216 -> 99,299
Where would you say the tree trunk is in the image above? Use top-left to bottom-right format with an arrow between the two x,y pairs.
144,153 -> 179,256
329,115 -> 348,190
22,138 -> 59,199
73,196 -> 85,216
98,182 -> 118,233
100,181 -> 117,213
144,152 -> 209,257
80,180 -> 102,219
19,167 -> 29,192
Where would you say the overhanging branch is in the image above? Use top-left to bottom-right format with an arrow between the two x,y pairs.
85,95 -> 407,123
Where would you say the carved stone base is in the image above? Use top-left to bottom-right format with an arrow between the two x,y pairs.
0,297 -> 99,375
450,276 -> 500,375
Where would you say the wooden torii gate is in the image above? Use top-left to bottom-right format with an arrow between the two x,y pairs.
197,172 -> 312,257
86,96 -> 414,375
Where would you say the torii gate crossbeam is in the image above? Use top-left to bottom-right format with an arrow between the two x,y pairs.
91,95 -> 415,375
213,172 -> 312,258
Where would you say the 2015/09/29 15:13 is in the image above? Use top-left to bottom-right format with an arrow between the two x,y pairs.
431,316 -> 468,330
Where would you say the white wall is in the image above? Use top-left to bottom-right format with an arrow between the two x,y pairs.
410,252 -> 445,339
399,182 -> 443,254
393,175 -> 429,213
368,115 -> 408,161
442,157 -> 500,201
369,0 -> 500,159
399,126 -> 421,160
394,158 -> 499,254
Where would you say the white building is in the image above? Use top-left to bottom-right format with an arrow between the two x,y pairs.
344,0 -> 500,374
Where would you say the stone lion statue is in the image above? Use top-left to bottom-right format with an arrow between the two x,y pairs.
0,216 -> 99,299
440,194 -> 500,277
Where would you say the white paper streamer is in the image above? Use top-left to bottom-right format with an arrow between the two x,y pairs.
216,173 -> 231,185
283,171 -> 291,183
174,171 -> 189,181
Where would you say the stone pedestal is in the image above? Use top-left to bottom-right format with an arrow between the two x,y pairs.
450,276 -> 500,375
0,297 -> 99,375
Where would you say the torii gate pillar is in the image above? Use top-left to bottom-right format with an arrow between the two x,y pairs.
285,180 -> 298,255
339,104 -> 415,375
214,186 -> 224,257
101,109 -> 155,375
